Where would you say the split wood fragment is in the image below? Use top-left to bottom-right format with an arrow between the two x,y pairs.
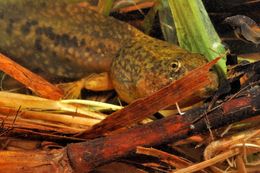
0,82 -> 259,173
136,146 -> 194,170
0,53 -> 63,100
67,85 -> 260,172
0,58 -> 259,173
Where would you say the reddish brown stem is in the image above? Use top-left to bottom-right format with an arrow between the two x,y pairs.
67,86 -> 260,172
0,84 -> 258,173
0,53 -> 63,100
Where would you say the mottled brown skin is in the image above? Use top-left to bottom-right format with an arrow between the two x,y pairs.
0,0 -> 218,103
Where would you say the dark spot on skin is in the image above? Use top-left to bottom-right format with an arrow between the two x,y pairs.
54,34 -> 61,46
85,47 -> 91,52
70,36 -> 78,47
39,1 -> 47,8
21,21 -> 31,35
44,27 -> 54,37
98,42 -> 106,50
92,31 -> 99,38
34,38 -> 43,51
35,27 -> 44,35
80,39 -> 86,46
21,20 -> 39,35
6,19 -> 14,35
133,44 -> 142,51
0,12 -> 4,19
60,34 -> 70,47
36,26 -> 56,40
30,20 -> 38,26
151,62 -> 161,72
46,29 -> 55,40
51,51 -> 57,57
36,26 -> 81,48
85,47 -> 97,55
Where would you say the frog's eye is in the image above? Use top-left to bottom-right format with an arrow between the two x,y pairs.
170,61 -> 181,72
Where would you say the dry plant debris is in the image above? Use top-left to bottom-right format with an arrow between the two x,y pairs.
0,1 -> 259,173
0,53 -> 63,100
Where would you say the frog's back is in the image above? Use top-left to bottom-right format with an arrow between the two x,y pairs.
0,0 -> 137,79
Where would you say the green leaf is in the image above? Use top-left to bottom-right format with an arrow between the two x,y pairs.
167,0 -> 227,76
158,0 -> 178,44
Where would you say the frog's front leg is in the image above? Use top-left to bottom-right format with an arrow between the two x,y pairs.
58,72 -> 114,99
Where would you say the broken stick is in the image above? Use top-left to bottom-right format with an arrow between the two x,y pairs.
0,53 -> 63,100
0,82 -> 259,173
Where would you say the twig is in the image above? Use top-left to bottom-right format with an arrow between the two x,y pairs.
0,53 -> 63,100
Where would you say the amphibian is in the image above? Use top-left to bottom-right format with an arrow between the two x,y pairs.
0,0 -> 219,103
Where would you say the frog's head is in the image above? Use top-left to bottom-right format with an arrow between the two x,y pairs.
111,37 -> 219,104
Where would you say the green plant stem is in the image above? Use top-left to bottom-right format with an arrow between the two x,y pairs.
98,0 -> 114,16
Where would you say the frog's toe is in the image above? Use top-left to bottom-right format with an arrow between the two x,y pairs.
57,80 -> 84,99
57,72 -> 114,99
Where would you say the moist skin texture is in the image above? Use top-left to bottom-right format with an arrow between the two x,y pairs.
0,0 -> 219,103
